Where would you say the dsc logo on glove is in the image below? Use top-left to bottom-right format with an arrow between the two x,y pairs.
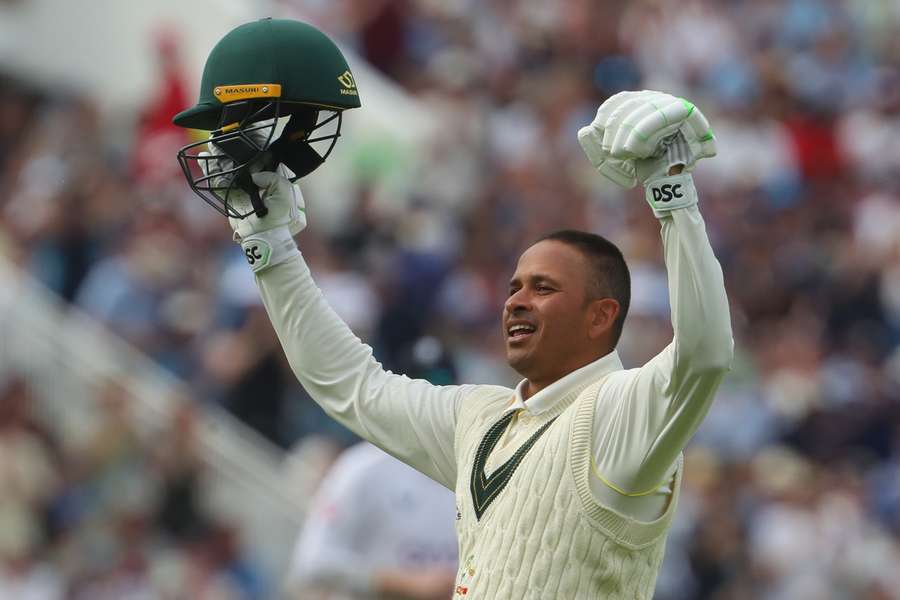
651,184 -> 684,203
245,245 -> 264,265
241,239 -> 272,271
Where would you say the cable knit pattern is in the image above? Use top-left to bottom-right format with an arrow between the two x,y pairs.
452,380 -> 682,599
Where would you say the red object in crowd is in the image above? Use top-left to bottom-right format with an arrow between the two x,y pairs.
782,113 -> 845,181
131,27 -> 191,188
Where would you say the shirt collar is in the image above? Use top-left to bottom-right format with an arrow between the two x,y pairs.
509,350 -> 624,415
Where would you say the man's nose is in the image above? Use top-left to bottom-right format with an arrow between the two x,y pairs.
504,289 -> 532,314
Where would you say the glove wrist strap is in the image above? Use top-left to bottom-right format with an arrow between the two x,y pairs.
644,173 -> 697,216
239,226 -> 299,273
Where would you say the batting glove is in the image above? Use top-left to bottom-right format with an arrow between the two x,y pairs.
578,90 -> 717,216
200,141 -> 306,273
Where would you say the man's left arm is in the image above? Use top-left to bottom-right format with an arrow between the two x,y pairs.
596,193 -> 733,495
579,93 -> 734,495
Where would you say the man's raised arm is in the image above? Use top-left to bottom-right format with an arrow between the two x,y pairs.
257,250 -> 472,488
223,171 -> 475,490
578,91 -> 733,496
593,197 -> 733,495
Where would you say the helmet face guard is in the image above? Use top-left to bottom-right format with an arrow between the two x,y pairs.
176,98 -> 343,219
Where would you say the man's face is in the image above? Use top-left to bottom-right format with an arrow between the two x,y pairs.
503,240 -> 602,385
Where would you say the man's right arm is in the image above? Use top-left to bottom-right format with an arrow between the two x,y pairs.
255,252 -> 473,488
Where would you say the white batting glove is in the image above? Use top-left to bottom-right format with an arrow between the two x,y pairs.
577,90 -> 717,187
200,143 -> 306,273
578,90 -> 717,216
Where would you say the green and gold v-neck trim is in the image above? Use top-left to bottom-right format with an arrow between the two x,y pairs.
469,410 -> 559,520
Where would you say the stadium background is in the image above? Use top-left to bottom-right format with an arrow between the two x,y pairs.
1,0 -> 900,598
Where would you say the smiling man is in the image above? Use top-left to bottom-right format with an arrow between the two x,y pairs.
182,85 -> 732,599
504,230 -> 630,397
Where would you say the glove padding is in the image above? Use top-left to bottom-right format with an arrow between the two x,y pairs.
578,90 -> 717,189
199,141 -> 307,242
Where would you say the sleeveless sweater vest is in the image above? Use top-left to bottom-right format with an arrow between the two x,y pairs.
452,380 -> 683,599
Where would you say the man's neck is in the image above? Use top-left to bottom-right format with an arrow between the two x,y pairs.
520,350 -> 614,401
521,380 -> 542,401
521,373 -> 566,400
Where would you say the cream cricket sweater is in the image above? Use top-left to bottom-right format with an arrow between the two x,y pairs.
453,381 -> 682,599
254,203 -> 732,598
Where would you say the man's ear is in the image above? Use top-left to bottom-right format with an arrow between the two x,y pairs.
587,298 -> 620,340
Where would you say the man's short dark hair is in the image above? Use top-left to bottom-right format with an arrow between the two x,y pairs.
537,230 -> 631,346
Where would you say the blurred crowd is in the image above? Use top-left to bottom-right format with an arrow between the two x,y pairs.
2,0 -> 900,597
0,377 -> 265,599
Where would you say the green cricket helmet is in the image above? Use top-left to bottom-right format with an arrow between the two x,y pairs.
173,18 -> 361,218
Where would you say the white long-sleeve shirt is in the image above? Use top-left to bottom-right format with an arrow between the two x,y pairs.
256,203 -> 732,521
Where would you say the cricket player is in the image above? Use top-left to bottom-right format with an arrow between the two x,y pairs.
173,19 -> 732,599
286,442 -> 458,600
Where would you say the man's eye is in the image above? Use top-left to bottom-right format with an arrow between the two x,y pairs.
536,286 -> 552,293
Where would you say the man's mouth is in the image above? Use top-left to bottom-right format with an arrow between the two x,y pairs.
507,323 -> 536,343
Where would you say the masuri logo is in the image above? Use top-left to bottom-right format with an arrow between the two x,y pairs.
337,71 -> 355,88
337,71 -> 358,95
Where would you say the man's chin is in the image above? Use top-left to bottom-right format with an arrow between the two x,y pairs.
505,349 -> 533,376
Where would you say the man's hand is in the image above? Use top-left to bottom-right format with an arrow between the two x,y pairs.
578,90 -> 717,216
199,143 -> 307,241
199,138 -> 306,272
577,90 -> 717,189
